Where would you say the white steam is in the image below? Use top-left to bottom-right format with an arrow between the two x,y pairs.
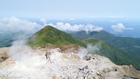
77,48 -> 88,59
77,44 -> 101,59
7,39 -> 45,68
77,43 -> 101,59
87,43 -> 101,53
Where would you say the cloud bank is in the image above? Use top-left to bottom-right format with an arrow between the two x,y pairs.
111,23 -> 133,32
0,17 -> 42,33
48,22 -> 103,34
0,17 -> 103,35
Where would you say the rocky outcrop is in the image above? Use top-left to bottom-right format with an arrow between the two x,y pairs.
0,46 -> 140,79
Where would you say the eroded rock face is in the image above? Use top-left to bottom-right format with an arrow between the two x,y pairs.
0,46 -> 140,79
0,48 -> 9,63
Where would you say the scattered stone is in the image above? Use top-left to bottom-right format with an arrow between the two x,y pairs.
45,51 -> 51,59
0,47 -> 140,79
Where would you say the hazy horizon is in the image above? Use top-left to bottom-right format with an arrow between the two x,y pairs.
0,0 -> 140,37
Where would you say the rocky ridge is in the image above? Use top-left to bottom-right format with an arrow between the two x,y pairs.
0,46 -> 140,79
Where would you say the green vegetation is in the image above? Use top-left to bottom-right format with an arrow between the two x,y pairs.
28,25 -> 85,47
71,30 -> 140,57
71,30 -> 115,41
71,31 -> 140,70
0,31 -> 33,48
1,26 -> 140,70
0,32 -> 16,47
82,38 -> 140,70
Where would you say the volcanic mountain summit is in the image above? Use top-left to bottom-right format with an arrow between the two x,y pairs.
0,25 -> 140,79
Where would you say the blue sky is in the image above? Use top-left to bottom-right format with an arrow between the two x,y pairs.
0,0 -> 140,37
1,0 -> 140,18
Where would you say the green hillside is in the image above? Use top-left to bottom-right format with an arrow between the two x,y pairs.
0,32 -> 20,47
28,25 -> 85,47
83,38 -> 140,70
71,30 -> 115,41
1,26 -> 140,70
71,30 -> 140,57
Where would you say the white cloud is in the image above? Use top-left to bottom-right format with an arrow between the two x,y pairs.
0,17 -> 42,33
48,22 -> 103,34
40,18 -> 47,26
111,23 -> 133,32
0,17 -> 103,35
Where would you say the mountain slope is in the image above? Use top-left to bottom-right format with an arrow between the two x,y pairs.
0,46 -> 140,79
71,31 -> 140,70
71,30 -> 140,57
28,25 -> 85,47
82,38 -> 140,70
0,32 -> 20,47
72,30 -> 115,41
0,31 -> 35,48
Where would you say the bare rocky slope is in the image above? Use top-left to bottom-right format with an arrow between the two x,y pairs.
0,45 -> 140,79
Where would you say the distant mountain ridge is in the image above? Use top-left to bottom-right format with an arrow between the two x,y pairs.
0,31 -> 36,48
71,30 -> 140,70
71,30 -> 140,56
0,32 -> 21,47
71,30 -> 115,40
